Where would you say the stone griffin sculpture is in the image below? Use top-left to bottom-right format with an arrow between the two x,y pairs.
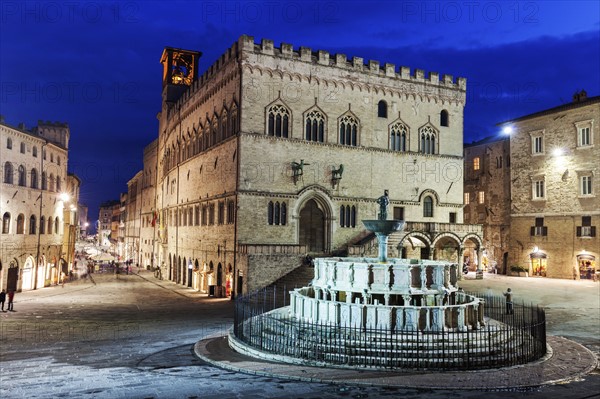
291,160 -> 310,184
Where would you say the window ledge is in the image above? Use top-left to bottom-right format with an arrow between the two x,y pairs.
576,145 -> 594,150
578,195 -> 596,199
531,198 -> 546,202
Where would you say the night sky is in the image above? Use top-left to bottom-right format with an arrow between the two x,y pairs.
1,1 -> 599,226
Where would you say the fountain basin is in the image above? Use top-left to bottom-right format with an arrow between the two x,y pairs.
362,220 -> 405,235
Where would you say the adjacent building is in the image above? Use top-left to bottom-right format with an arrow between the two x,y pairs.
463,135 -> 511,273
499,91 -> 599,279
1,118 -> 71,291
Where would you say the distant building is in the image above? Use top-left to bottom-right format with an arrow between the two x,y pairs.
463,135 -> 511,274
0,117 -> 71,291
499,91 -> 599,279
98,200 -> 120,249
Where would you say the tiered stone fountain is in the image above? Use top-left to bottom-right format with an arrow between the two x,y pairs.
289,192 -> 484,333
230,191 -> 545,370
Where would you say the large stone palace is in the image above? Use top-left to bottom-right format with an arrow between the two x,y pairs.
129,35 -> 483,297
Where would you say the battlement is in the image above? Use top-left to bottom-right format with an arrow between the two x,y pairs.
38,120 -> 69,128
238,35 -> 466,90
169,34 -> 466,116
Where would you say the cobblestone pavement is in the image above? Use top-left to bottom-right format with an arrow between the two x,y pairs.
0,269 -> 598,399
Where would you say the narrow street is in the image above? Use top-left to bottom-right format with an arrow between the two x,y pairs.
0,270 -> 598,399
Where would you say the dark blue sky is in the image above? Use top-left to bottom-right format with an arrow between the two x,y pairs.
1,1 -> 599,224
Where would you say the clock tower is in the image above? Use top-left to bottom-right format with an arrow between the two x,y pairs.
160,47 -> 201,103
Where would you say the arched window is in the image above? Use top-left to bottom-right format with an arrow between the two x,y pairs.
221,110 -> 229,140
6,138 -> 12,149
48,216 -> 53,234
419,125 -> 437,155
49,174 -> 55,191
29,215 -> 36,234
339,115 -> 358,146
229,105 -> 239,136
423,196 -> 434,217
33,146 -> 38,157
305,110 -> 325,142
340,205 -> 346,227
18,165 -> 26,186
3,162 -> 13,184
188,207 -> 193,226
390,122 -> 408,151
440,110 -> 449,127
30,168 -> 38,189
2,212 -> 10,234
227,200 -> 235,224
56,176 -> 62,192
267,104 -> 290,138
41,172 -> 47,190
40,216 -> 45,234
274,202 -> 280,225
57,156 -> 61,166
378,100 -> 388,118
16,214 -> 25,234
281,202 -> 287,226
211,122 -> 217,147
20,142 -> 25,153
54,216 -> 59,234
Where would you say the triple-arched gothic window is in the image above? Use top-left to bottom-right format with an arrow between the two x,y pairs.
305,110 -> 325,142
267,104 -> 290,138
339,115 -> 358,146
390,121 -> 408,152
419,125 -> 437,155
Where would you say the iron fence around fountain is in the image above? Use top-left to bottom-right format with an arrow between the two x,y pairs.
232,286 -> 547,371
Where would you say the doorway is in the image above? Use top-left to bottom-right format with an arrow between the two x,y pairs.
299,199 -> 325,253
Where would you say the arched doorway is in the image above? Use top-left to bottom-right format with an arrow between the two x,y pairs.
7,260 -> 19,292
299,199 -> 325,253
21,256 -> 35,290
182,257 -> 187,285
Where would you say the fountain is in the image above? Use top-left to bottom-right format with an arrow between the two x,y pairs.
230,191 -> 547,370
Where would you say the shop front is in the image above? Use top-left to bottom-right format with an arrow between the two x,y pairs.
577,254 -> 596,280
530,250 -> 547,277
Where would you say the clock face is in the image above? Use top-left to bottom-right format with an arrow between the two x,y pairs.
171,52 -> 194,86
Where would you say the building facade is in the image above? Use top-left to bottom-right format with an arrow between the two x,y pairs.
463,136 -> 511,274
500,91 -> 599,279
139,139 -> 158,271
97,200 -> 120,248
129,36 -> 483,297
1,118 -> 71,291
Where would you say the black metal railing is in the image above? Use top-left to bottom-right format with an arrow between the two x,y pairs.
233,287 -> 546,371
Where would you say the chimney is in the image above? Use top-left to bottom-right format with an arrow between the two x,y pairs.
18,122 -> 25,130
573,89 -> 588,103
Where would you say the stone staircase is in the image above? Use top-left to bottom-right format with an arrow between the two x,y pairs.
266,262 -> 315,307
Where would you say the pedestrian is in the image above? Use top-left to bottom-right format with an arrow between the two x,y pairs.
0,289 -> 6,311
7,290 -> 15,311
503,288 -> 513,315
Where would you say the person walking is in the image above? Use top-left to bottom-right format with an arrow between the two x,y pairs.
0,289 -> 6,311
7,290 -> 15,311
503,288 -> 514,315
